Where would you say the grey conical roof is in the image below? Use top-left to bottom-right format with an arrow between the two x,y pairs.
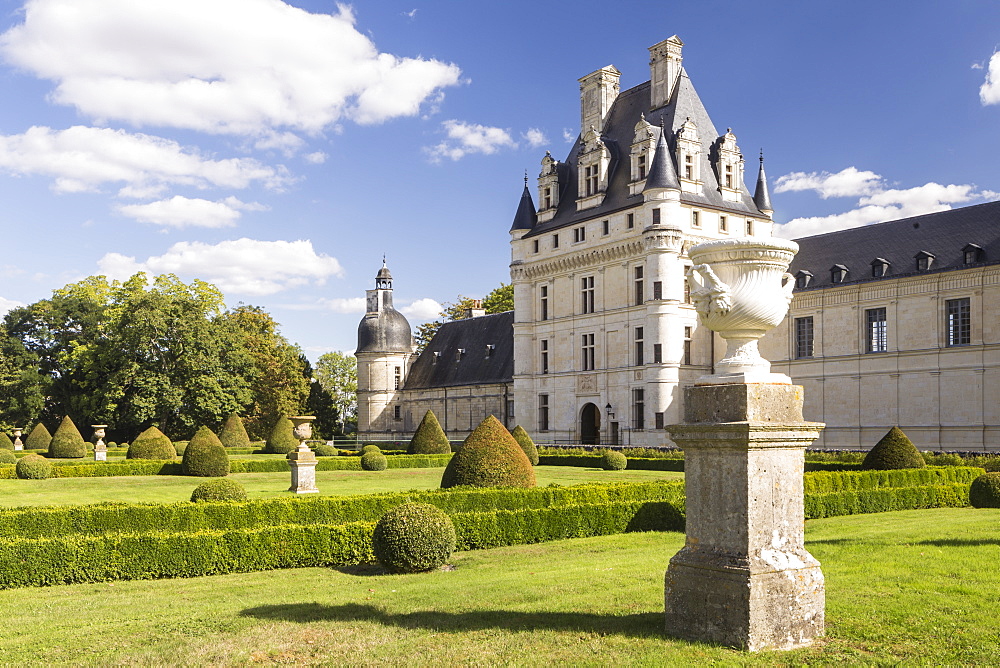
754,153 -> 773,213
509,179 -> 537,232
642,123 -> 680,193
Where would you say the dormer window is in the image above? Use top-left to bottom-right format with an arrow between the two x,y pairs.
714,128 -> 744,203
963,244 -> 983,265
485,344 -> 495,358
684,155 -> 693,179
577,126 -> 610,210
914,251 -> 935,272
455,348 -> 466,362
676,117 -> 702,194
628,113 -> 656,194
871,258 -> 890,278
584,164 -> 599,196
432,351 -> 441,365
542,187 -> 552,210
724,164 -> 734,188
795,270 -> 813,289
638,154 -> 647,180
830,264 -> 849,284
537,151 -> 562,222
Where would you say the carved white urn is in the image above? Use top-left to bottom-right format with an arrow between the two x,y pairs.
92,425 -> 108,461
12,428 -> 23,451
287,416 -> 318,494
686,237 -> 798,384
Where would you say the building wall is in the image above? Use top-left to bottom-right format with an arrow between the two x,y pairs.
394,382 -> 512,442
760,266 -> 1000,451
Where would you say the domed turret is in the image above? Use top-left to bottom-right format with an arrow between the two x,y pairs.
357,260 -> 413,354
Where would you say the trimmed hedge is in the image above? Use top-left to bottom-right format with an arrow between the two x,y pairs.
219,414 -> 252,449
803,466 -> 983,494
538,454 -> 685,472
373,503 -> 456,573
127,427 -> 176,460
969,472 -> 1000,508
360,452 -> 387,471
15,454 -> 51,480
804,483 -> 971,518
182,427 -> 229,477
265,417 -> 298,455
48,416 -> 86,459
601,452 -> 627,471
407,410 -> 451,455
191,478 -> 248,503
314,444 -> 339,457
0,433 -> 13,451
510,425 -> 539,466
0,450 -> 16,464
441,415 -> 535,489
24,423 -> 52,450
863,426 -> 925,470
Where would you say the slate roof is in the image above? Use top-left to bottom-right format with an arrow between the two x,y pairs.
523,71 -> 763,238
510,182 -> 538,231
642,120 -> 680,192
787,200 -> 1000,290
404,311 -> 514,389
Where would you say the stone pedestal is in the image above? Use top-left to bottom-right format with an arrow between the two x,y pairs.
288,448 -> 318,493
94,445 -> 107,461
13,430 -> 23,451
665,383 -> 825,651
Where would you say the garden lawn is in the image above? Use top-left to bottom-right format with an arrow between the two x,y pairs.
0,507 -> 996,665
0,466 -> 682,507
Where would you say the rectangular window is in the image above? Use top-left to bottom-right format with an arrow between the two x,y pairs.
627,213 -> 635,229
865,307 -> 887,353
540,339 -> 549,374
552,234 -> 559,249
632,389 -> 645,430
507,399 -> 514,420
393,366 -> 401,390
581,333 -> 596,371
543,187 -> 552,209
638,154 -> 647,180
946,298 -> 971,346
653,281 -> 662,300
684,326 -> 692,365
581,276 -> 595,314
746,220 -> 754,236
532,239 -> 539,254
634,266 -> 644,306
684,277 -> 691,304
540,285 -> 548,321
602,219 -> 609,236
652,208 -> 661,224
585,164 -> 599,195
393,406 -> 401,421
653,343 -> 663,364
655,412 -> 664,430
538,394 -> 549,431
634,327 -> 644,366
684,155 -> 693,180
573,226 -> 586,243
795,317 -> 814,359
725,164 -> 733,188
691,210 -> 700,227
719,215 -> 728,232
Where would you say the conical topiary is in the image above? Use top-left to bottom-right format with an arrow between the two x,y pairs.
408,410 -> 451,454
0,432 -> 13,451
48,416 -> 87,458
441,415 -> 535,489
181,426 -> 230,477
510,425 -> 539,465
24,423 -> 52,450
861,426 -> 926,470
127,426 -> 176,460
265,417 -> 298,454
219,413 -> 252,448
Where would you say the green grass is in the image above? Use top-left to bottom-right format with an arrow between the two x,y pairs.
0,507 -> 996,664
0,466 -> 682,507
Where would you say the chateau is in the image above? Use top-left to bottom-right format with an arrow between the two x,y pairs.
355,36 -> 1000,452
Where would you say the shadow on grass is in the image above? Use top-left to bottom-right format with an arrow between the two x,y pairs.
240,602 -> 663,638
916,538 -> 1000,547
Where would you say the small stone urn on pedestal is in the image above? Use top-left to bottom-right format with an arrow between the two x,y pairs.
12,428 -> 23,451
287,416 -> 319,494
92,425 -> 108,461
665,237 -> 825,652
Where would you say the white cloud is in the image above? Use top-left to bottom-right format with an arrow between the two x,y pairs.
97,238 -> 343,296
401,297 -> 442,320
773,167 -> 883,199
523,128 -> 547,148
116,195 -> 266,228
402,9 -> 418,19
0,125 -> 287,195
324,297 -> 367,313
0,296 -> 24,315
562,128 -> 576,143
424,120 -> 516,162
979,52 -> 1000,105
0,0 -> 462,136
303,151 -> 328,164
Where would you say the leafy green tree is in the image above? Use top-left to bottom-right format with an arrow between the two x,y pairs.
482,282 -> 514,314
0,328 -> 46,432
413,283 -> 514,353
313,351 -> 357,435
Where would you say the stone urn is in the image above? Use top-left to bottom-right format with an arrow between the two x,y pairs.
686,237 -> 798,383
287,416 -> 318,494
92,425 -> 108,461
12,428 -> 23,451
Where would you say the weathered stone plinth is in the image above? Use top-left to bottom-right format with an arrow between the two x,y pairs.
665,383 -> 825,651
287,448 -> 318,494
94,445 -> 107,461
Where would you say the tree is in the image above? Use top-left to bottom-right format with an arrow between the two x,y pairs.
313,351 -> 357,435
482,282 -> 514,314
413,283 -> 513,353
0,327 -> 46,432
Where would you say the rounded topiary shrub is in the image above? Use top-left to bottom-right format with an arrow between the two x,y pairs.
408,410 -> 451,455
601,451 -> 627,471
181,426 -> 230,477
314,444 -> 339,457
441,415 -> 535,489
265,417 -> 298,455
190,478 -> 248,503
219,413 -> 252,449
969,472 -> 1000,508
48,416 -> 87,458
0,432 -> 14,451
174,441 -> 188,455
0,449 -> 17,464
361,444 -> 382,455
372,503 -> 456,574
862,426 -> 925,470
510,425 -> 539,466
24,423 -> 52,451
16,454 -> 52,480
126,426 -> 176,460
361,451 -> 388,471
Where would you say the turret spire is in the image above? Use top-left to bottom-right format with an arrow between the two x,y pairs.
643,118 -> 680,194
510,174 -> 538,232
753,150 -> 773,215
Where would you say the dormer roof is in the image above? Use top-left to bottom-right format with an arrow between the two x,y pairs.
510,178 -> 538,232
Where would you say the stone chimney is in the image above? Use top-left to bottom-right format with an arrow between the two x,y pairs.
463,300 -> 486,319
649,36 -> 683,109
578,65 -> 621,135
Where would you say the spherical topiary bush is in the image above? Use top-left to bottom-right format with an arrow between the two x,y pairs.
601,451 -> 628,471
16,454 -> 52,480
219,413 -> 252,448
969,472 -> 1000,508
181,426 -> 230,477
510,425 -> 539,466
314,444 -> 339,457
862,426 -> 926,470
361,451 -> 388,471
0,432 -> 14,451
265,417 -> 298,455
127,426 -> 176,460
361,444 -> 382,455
24,423 -> 52,451
408,410 -> 451,455
0,449 -> 17,464
48,416 -> 86,458
174,441 -> 188,456
372,503 -> 456,574
441,415 -> 535,489
190,478 -> 248,502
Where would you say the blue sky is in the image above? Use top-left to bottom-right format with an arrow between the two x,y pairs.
1,0 -> 999,358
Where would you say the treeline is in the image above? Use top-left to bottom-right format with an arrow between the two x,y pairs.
0,273 -> 343,442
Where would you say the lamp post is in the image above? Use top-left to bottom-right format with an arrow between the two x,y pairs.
91,425 -> 108,461
12,428 -> 23,451
287,416 -> 319,494
605,403 -> 615,446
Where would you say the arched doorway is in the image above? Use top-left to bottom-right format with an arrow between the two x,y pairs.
580,403 -> 601,445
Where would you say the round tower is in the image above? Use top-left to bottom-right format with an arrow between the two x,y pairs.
355,260 -> 414,441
